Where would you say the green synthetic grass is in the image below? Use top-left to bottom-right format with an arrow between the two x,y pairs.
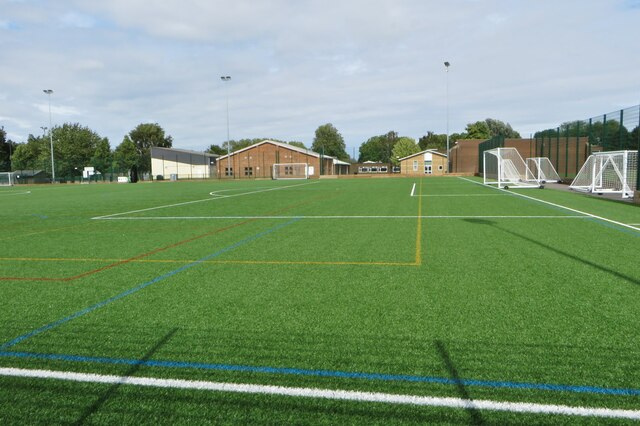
0,177 -> 639,424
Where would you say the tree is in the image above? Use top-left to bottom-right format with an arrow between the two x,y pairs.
418,132 -> 447,151
52,123 -> 108,178
288,141 -> 307,149
358,135 -> 386,162
311,123 -> 348,161
127,123 -> 173,177
206,144 -> 227,155
357,131 -> 399,163
0,127 -> 18,172
465,121 -> 491,139
114,136 -> 139,182
465,118 -> 520,140
10,134 -> 49,172
91,138 -> 112,175
391,137 -> 420,165
484,118 -> 521,138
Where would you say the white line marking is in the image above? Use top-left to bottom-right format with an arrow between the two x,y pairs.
94,215 -> 587,220
0,190 -> 31,196
1,367 -> 638,420
410,183 -> 416,197
413,194 -> 506,197
92,181 -> 320,220
458,177 -> 640,233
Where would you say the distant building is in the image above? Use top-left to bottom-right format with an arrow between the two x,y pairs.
14,170 -> 50,184
398,150 -> 448,176
151,147 -> 219,180
216,140 -> 349,179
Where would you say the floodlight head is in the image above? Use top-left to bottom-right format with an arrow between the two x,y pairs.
444,61 -> 450,68
43,89 -> 53,94
220,76 -> 231,81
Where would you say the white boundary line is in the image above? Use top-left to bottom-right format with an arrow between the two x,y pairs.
92,181 -> 319,220
458,177 -> 640,233
94,215 -> 588,220
0,190 -> 31,196
413,194 -> 507,197
410,183 -> 416,197
1,367 -> 638,420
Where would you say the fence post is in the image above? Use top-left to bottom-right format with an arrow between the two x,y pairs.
619,109 -> 624,150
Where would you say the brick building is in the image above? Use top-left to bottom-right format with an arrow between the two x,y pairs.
451,138 -> 591,177
398,150 -> 448,176
216,140 -> 349,179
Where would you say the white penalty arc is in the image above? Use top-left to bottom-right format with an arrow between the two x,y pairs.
1,367 -> 639,420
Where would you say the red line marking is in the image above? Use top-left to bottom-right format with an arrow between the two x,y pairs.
0,191 -> 332,282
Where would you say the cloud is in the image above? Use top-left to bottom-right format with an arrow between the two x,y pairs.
0,0 -> 638,154
59,11 -> 96,29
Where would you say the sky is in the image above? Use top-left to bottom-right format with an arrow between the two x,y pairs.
1,0 -> 639,158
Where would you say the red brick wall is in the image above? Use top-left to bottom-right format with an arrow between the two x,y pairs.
217,142 -> 324,179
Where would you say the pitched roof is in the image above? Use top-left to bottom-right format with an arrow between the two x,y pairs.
398,149 -> 448,162
151,146 -> 219,158
217,139 -> 332,161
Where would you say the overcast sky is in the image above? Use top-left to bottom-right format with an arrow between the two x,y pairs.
1,0 -> 639,157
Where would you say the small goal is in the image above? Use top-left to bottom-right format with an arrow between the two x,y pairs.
569,150 -> 637,198
526,157 -> 561,183
483,147 -> 541,189
272,163 -> 309,180
0,172 -> 17,186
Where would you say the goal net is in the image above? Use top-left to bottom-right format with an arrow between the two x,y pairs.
0,172 -> 16,186
526,157 -> 561,183
272,163 -> 309,180
569,150 -> 637,198
483,148 -> 540,189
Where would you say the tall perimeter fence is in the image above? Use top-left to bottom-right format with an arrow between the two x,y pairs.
479,105 -> 640,190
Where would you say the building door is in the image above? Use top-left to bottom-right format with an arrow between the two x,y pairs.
424,164 -> 432,174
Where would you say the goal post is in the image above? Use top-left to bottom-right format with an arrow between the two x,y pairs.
569,150 -> 638,198
526,157 -> 562,183
0,172 -> 16,186
483,148 -> 540,189
272,163 -> 309,180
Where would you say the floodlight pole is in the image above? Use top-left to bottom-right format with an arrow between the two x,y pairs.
444,62 -> 450,173
43,89 -> 55,183
221,76 -> 231,178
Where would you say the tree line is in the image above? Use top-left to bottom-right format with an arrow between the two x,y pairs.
0,117 -> 522,179
0,123 -> 172,182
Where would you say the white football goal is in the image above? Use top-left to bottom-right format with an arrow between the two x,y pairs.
0,172 -> 17,186
569,150 -> 638,198
483,147 -> 541,189
272,163 -> 310,180
526,157 -> 561,183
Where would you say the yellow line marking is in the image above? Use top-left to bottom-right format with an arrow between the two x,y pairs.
414,178 -> 423,266
0,257 -> 417,267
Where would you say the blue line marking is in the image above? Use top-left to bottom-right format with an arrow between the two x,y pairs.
1,350 -> 638,397
0,218 -> 300,350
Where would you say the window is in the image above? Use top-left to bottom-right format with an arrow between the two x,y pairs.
244,167 -> 253,176
225,167 -> 233,176
413,161 -> 418,171
380,167 -> 388,173
371,167 -> 378,172
438,165 -> 443,171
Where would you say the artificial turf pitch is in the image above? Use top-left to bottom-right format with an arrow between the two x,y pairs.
0,177 -> 639,424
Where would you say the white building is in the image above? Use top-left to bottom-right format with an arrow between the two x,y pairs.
151,147 -> 219,180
